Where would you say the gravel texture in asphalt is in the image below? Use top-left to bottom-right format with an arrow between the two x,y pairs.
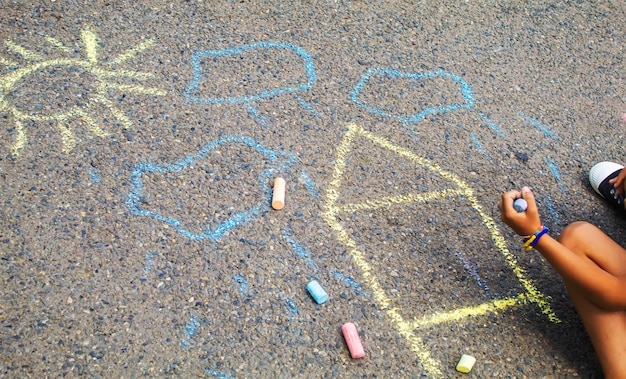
1,1 -> 625,377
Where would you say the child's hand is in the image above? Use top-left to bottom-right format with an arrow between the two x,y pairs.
609,168 -> 626,196
498,186 -> 542,236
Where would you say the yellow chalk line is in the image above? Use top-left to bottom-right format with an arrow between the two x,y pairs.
0,59 -> 158,86
1,30 -> 166,154
44,37 -> 73,54
323,124 -> 444,377
81,29 -> 98,64
75,108 -> 109,137
337,188 -> 462,214
0,57 -> 18,68
111,40 -> 155,65
323,123 -> 560,376
56,114 -> 76,153
93,94 -> 133,129
0,60 -> 163,95
352,124 -> 559,323
104,82 -> 167,96
5,40 -> 45,61
12,120 -> 26,154
412,294 -> 528,329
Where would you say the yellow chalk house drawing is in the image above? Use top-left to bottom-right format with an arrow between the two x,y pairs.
0,28 -> 166,154
323,123 -> 559,377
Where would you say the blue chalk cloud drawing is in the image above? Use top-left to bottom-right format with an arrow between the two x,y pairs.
351,68 -> 474,124
350,67 -> 562,181
126,135 -> 295,241
184,42 -> 318,124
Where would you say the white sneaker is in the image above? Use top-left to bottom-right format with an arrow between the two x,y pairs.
589,161 -> 625,212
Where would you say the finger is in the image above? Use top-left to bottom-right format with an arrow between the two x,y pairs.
500,190 -> 521,211
521,186 -> 542,226
521,186 -> 539,213
521,186 -> 534,202
612,170 -> 626,188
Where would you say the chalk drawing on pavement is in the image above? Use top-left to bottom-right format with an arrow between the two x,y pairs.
126,134 -> 296,241
350,68 -> 474,124
184,42 -> 318,123
350,68 -> 567,191
0,28 -> 166,154
322,123 -> 558,377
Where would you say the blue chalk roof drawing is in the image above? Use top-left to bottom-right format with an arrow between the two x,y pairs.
184,42 -> 317,105
126,135 -> 295,241
350,68 -> 475,123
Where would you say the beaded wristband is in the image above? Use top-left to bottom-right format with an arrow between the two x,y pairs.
522,224 -> 542,249
530,226 -> 549,247
523,224 -> 549,251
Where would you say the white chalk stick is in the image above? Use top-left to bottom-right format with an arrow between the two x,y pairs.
272,177 -> 286,210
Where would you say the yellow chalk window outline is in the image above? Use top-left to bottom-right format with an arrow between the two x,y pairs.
322,123 -> 558,376
0,29 -> 166,154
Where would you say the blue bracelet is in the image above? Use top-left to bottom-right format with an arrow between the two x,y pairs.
529,226 -> 549,248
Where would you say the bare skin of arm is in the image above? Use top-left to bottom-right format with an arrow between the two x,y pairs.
533,234 -> 626,310
500,187 -> 626,308
499,186 -> 626,378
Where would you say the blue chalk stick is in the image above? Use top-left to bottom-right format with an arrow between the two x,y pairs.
306,280 -> 329,304
514,198 -> 528,212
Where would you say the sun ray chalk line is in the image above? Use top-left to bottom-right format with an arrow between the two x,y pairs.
0,29 -> 166,155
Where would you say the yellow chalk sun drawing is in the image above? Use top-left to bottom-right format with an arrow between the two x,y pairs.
323,123 -> 558,377
0,29 -> 166,154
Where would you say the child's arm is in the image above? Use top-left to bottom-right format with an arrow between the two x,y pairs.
534,235 -> 626,311
499,186 -> 626,311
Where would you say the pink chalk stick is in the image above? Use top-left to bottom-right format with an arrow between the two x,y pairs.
342,323 -> 365,359
622,113 -> 626,123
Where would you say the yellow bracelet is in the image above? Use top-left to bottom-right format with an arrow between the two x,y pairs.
523,224 -> 547,251
522,234 -> 536,250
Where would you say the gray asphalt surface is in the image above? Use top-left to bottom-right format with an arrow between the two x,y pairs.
1,1 -> 625,377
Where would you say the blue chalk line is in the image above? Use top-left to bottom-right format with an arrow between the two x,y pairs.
246,103 -> 268,128
542,196 -> 562,224
545,156 -> 565,191
545,156 -> 561,181
88,169 -> 100,184
184,42 -> 317,105
454,251 -> 489,293
333,271 -> 366,296
350,68 -> 474,123
282,228 -> 319,271
478,112 -> 506,138
294,95 -> 320,117
470,132 -> 490,160
181,314 -> 200,347
142,251 -> 159,276
520,112 -> 558,140
300,170 -> 321,197
126,134 -> 296,241
233,274 -> 248,296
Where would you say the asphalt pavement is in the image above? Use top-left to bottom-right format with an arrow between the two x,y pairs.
1,1 -> 625,377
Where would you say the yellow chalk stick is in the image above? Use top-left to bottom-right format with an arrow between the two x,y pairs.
456,354 -> 476,373
272,177 -> 286,210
